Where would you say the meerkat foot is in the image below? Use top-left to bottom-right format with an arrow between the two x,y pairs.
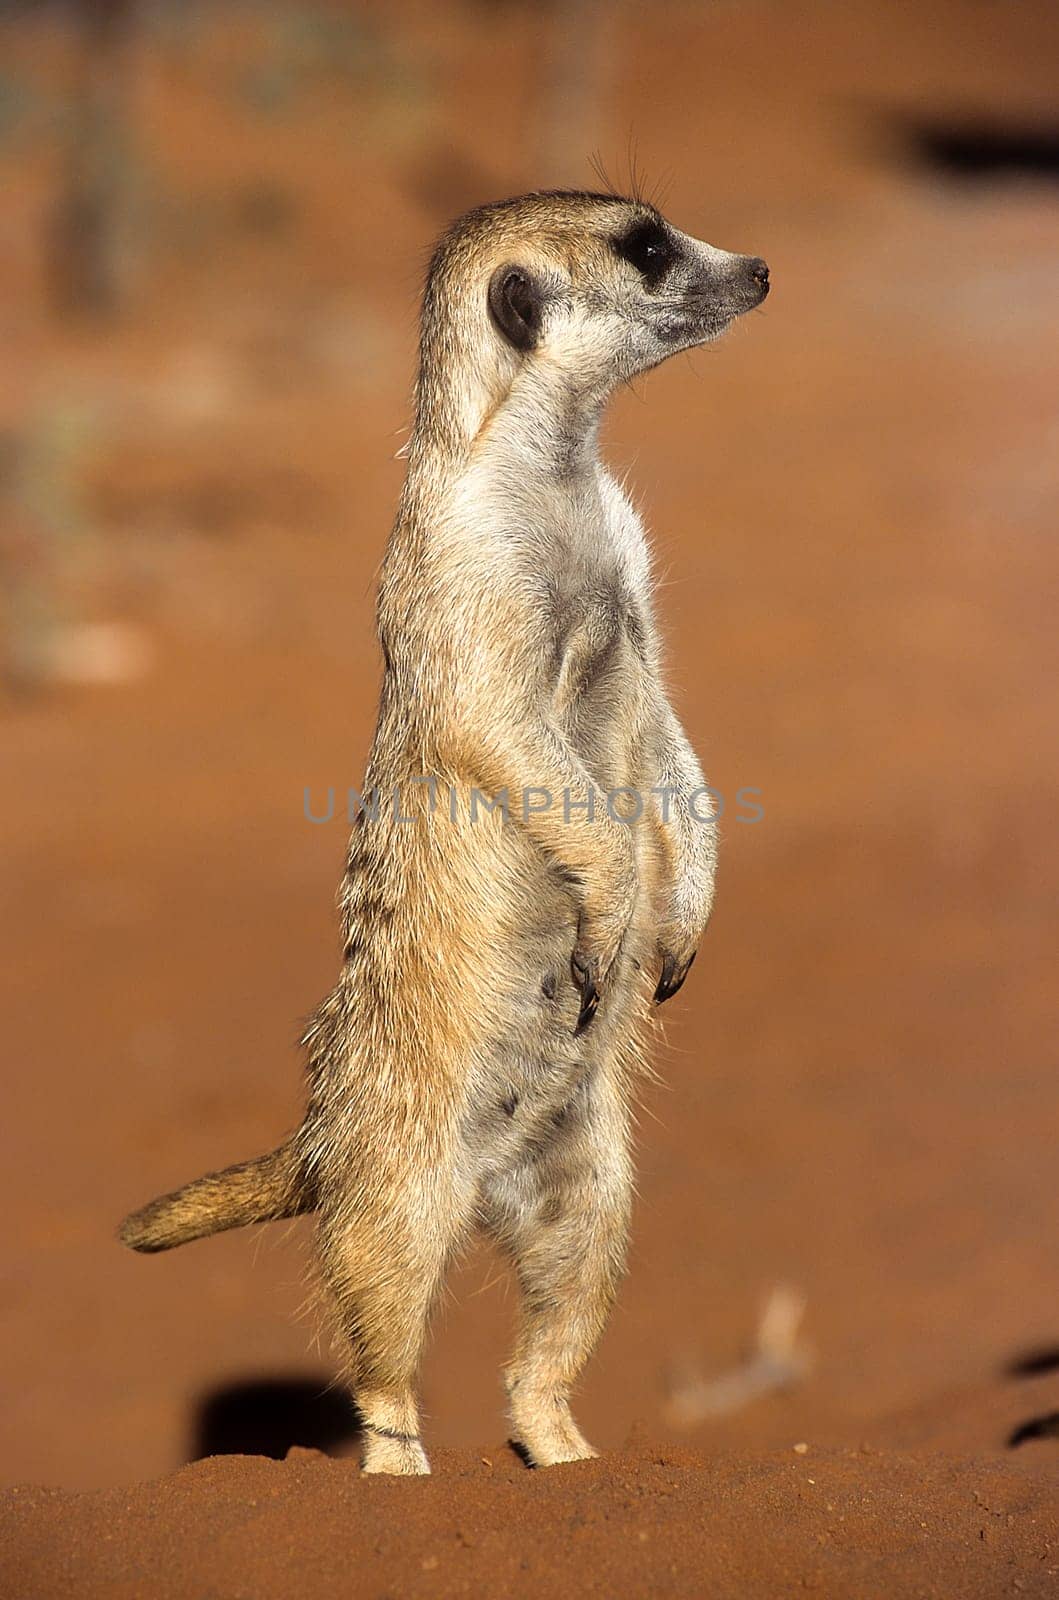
510,1394 -> 598,1467
361,1427 -> 431,1475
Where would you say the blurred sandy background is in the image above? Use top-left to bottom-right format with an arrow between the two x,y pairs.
1,0 -> 1057,1490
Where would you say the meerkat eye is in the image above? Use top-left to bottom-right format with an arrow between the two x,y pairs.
613,220 -> 676,288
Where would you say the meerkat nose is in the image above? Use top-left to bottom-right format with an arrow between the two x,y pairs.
749,258 -> 770,292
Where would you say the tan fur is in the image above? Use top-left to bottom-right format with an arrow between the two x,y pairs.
120,1140 -> 310,1252
120,191 -> 768,1474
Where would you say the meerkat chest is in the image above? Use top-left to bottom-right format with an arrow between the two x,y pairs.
456,457 -> 654,714
548,485 -> 653,719
550,582 -> 639,720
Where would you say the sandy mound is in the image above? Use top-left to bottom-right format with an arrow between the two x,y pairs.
4,1424 -> 1056,1600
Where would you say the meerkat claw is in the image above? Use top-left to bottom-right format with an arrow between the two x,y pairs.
576,991 -> 599,1035
572,952 -> 600,1034
654,949 -> 696,1005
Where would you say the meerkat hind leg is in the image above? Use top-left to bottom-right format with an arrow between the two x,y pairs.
319,1179 -> 468,1476
360,1425 -> 430,1477
491,1077 -> 632,1467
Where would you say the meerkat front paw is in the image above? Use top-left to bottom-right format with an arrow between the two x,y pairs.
571,876 -> 637,1033
654,944 -> 697,1005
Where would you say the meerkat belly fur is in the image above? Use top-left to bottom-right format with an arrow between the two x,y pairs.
120,190 -> 769,1475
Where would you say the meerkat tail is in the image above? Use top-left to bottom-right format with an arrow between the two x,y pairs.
118,1138 -> 313,1253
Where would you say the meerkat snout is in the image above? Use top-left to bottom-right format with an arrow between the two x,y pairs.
749,257 -> 770,296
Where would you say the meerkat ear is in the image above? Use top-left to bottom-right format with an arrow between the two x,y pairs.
488,264 -> 543,353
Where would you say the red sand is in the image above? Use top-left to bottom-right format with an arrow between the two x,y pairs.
3,1413 -> 1057,1600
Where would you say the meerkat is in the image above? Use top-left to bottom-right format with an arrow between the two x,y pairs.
120,190 -> 769,1475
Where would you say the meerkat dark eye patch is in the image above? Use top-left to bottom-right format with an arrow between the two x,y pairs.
488,264 -> 543,352
613,219 -> 676,289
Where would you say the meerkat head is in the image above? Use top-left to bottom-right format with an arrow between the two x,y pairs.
418,190 -> 768,443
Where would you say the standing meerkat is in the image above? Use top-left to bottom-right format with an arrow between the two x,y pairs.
121,190 -> 769,1475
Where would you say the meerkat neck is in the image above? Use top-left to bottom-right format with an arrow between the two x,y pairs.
491,361 -> 605,475
410,354 -> 603,487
